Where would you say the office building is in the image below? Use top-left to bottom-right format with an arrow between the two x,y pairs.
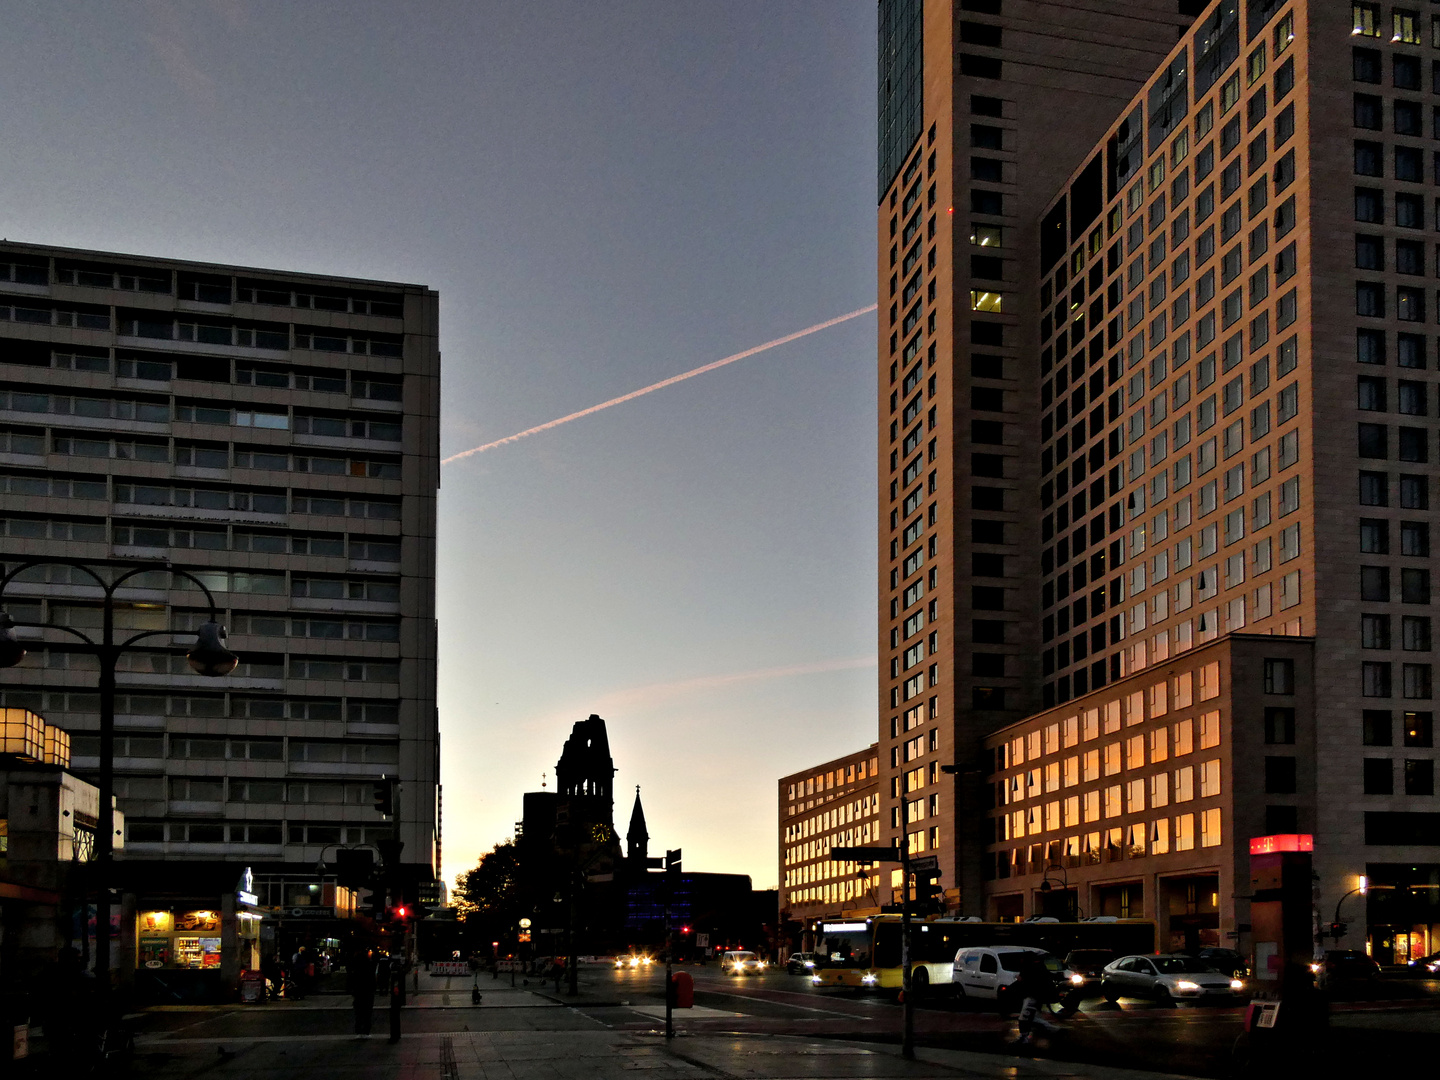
0,241 -> 440,986
876,0 -> 1204,927
794,0 -> 1440,961
778,744 -> 881,925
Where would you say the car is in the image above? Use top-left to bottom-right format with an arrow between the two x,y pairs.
1057,948 -> 1116,1003
1320,949 -> 1380,981
722,950 -> 765,975
1194,947 -> 1249,978
1405,950 -> 1440,975
613,953 -> 654,969
1100,954 -> 1245,1006
952,946 -> 1062,1007
786,951 -> 822,975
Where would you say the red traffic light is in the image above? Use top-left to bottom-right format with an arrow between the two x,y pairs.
681,926 -> 691,934
396,906 -> 407,919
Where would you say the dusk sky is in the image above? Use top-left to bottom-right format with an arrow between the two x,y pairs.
0,1 -> 879,889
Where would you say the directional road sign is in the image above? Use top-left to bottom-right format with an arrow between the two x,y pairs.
909,855 -> 939,873
830,845 -> 903,862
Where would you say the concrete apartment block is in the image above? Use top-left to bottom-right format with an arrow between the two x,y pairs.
0,242 -> 440,900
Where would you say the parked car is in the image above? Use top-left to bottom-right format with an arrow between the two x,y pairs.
1320,950 -> 1381,981
1100,954 -> 1245,1005
952,946 -> 1060,1007
722,950 -> 765,976
786,951 -> 823,975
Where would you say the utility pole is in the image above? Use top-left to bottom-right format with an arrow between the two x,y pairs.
898,790 -> 913,1060
831,828 -> 919,1059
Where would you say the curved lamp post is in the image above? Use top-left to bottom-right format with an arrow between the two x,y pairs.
0,559 -> 237,996
1039,863 -> 1078,919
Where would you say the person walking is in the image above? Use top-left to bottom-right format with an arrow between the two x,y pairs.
1010,953 -> 1063,1048
348,947 -> 378,1035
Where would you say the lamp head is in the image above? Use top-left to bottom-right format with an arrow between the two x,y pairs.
1039,879 -> 1053,894
186,621 -> 239,677
0,613 -> 26,669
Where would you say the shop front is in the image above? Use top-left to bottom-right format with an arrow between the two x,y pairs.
133,868 -> 265,1002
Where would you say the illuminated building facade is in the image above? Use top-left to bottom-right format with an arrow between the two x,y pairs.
777,745 -> 881,924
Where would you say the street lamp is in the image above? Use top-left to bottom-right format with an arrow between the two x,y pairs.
1038,863 -> 1078,919
0,559 -> 237,997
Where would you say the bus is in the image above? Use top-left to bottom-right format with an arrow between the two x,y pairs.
810,916 -> 1157,993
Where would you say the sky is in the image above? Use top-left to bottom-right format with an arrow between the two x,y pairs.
0,1 -> 879,890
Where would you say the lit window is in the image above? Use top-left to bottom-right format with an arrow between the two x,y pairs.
970,224 -> 1003,247
1394,9 -> 1420,44
970,290 -> 1003,312
1352,2 -> 1380,37
1200,807 -> 1222,847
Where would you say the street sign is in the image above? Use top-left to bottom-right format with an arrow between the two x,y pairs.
910,855 -> 939,873
830,845 -> 902,862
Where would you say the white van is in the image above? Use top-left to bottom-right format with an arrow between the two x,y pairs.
721,951 -> 764,976
951,946 -> 1053,1002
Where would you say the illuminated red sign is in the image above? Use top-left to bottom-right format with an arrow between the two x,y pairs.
1248,834 -> 1314,855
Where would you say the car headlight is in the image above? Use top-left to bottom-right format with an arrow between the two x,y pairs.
1070,974 -> 1085,985
811,975 -> 822,985
862,973 -> 877,984
1230,979 -> 1244,990
803,960 -> 814,968
1309,962 -> 1321,974
757,962 -> 765,969
1176,980 -> 1200,991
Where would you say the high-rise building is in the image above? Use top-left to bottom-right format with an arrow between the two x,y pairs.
0,241 -> 439,979
875,0 -> 1203,922
854,0 -> 1440,962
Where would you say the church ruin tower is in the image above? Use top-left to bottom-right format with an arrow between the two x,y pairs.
554,713 -> 617,823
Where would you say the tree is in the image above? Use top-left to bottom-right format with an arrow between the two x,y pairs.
453,839 -> 524,938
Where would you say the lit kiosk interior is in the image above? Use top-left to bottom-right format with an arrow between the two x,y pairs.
135,868 -> 264,1000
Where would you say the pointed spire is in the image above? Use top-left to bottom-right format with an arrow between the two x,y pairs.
627,785 -> 649,863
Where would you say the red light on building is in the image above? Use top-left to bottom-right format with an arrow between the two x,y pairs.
1248,834 -> 1314,855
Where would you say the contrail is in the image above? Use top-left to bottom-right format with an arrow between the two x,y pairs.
441,304 -> 878,465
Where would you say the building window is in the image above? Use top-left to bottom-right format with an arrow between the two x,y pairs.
1360,518 -> 1390,553
1358,375 -> 1387,410
1363,757 -> 1394,794
1403,663 -> 1432,699
1362,565 -> 1392,601
1362,660 -> 1393,697
1263,658 -> 1295,694
1264,707 -> 1296,744
1358,423 -> 1388,458
1403,615 -> 1432,651
1402,521 -> 1430,556
1363,709 -> 1393,745
1355,188 -> 1383,222
1394,9 -> 1421,45
1400,474 -> 1428,508
1404,711 -> 1434,746
1405,759 -> 1435,795
1402,566 -> 1431,603
1264,756 -> 1297,794
1363,613 -> 1392,649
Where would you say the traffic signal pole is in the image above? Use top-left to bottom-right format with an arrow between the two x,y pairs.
664,848 -> 680,1041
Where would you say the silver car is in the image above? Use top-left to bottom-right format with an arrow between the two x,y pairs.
1100,954 -> 1245,1005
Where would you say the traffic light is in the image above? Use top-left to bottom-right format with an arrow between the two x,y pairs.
913,871 -> 943,909
1330,922 -> 1348,939
334,848 -> 376,890
373,776 -> 396,817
